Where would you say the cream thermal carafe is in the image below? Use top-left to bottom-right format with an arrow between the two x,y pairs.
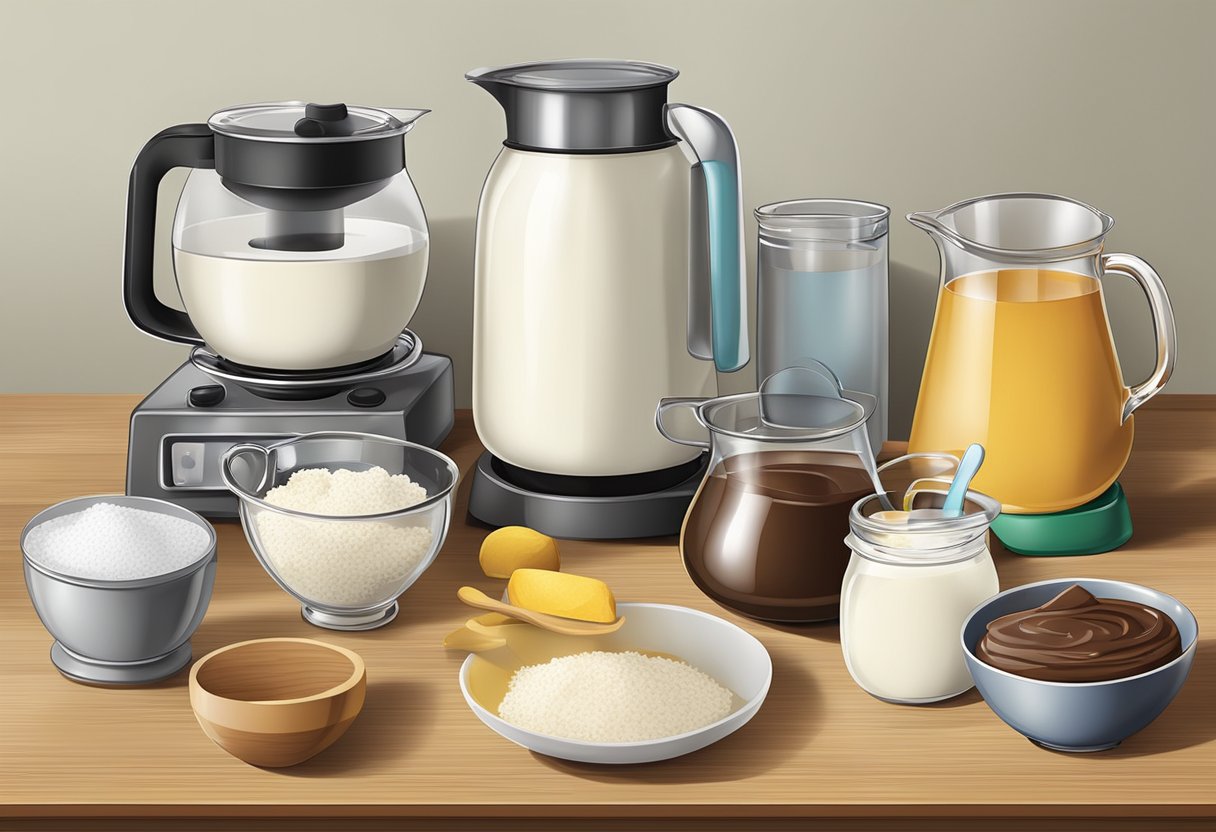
466,60 -> 748,539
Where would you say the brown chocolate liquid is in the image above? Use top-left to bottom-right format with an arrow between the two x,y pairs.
682,452 -> 874,623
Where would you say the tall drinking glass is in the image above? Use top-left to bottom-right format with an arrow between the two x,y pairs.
755,199 -> 890,453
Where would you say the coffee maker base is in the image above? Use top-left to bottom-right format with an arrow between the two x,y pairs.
467,451 -> 706,540
126,353 -> 454,518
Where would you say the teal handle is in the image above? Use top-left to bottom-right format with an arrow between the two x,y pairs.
701,159 -> 744,372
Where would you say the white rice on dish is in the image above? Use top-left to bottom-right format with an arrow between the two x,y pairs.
498,651 -> 734,743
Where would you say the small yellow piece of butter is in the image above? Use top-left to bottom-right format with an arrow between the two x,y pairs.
507,568 -> 617,624
443,624 -> 506,652
478,526 -> 560,578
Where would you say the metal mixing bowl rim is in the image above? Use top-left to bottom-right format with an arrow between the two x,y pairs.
221,431 -> 460,522
20,494 -> 218,589
961,577 -> 1199,688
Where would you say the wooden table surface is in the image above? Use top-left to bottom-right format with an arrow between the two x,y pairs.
1,395 -> 1213,831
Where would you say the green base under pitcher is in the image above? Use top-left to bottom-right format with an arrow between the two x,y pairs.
990,483 -> 1132,556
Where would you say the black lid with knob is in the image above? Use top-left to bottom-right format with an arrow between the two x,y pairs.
206,101 -> 428,206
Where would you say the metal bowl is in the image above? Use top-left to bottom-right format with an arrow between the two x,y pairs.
962,578 -> 1197,752
222,432 -> 458,631
21,495 -> 217,685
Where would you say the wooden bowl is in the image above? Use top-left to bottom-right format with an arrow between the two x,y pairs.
189,638 -> 366,768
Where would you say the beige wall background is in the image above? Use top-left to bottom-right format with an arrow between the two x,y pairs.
1,0 -> 1211,438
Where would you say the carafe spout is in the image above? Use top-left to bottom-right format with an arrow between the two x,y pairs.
465,68 -> 512,109
379,109 -> 430,132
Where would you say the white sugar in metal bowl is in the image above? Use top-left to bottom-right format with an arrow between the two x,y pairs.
23,500 -> 212,580
20,495 -> 217,685
460,603 -> 772,764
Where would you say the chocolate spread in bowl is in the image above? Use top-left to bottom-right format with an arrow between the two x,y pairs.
976,584 -> 1182,682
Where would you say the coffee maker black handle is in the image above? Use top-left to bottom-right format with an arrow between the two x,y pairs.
122,123 -> 216,346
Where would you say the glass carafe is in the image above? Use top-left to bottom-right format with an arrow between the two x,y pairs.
907,193 -> 1176,514
656,363 -> 882,623
123,102 -> 430,372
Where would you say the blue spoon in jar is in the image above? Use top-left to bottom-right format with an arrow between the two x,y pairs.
941,443 -> 985,518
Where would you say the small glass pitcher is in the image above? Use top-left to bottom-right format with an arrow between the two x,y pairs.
656,362 -> 882,623
907,193 -> 1176,514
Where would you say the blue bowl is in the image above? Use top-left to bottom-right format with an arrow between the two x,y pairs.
961,578 -> 1197,752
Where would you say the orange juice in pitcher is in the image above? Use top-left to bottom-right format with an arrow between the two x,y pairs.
907,194 -> 1175,516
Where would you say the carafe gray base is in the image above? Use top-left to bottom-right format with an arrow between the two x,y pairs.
467,451 -> 706,540
50,641 -> 192,686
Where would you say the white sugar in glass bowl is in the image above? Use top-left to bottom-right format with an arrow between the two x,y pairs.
222,432 -> 458,631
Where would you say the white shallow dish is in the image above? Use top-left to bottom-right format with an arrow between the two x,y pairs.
459,602 -> 772,764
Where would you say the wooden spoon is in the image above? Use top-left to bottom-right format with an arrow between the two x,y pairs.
456,586 -> 625,636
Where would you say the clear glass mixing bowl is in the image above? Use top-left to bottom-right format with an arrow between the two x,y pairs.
221,432 -> 458,630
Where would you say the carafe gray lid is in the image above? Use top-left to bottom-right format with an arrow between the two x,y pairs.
466,60 -> 680,153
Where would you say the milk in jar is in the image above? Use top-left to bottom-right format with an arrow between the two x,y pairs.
840,484 -> 1001,704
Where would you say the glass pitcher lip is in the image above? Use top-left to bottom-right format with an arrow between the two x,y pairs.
695,389 -> 871,442
907,192 -> 1116,261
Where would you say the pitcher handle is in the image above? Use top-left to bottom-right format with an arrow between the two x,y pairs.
1102,253 -> 1177,423
665,104 -> 748,373
655,397 -> 711,450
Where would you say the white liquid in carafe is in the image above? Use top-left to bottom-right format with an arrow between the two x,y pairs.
173,216 -> 428,370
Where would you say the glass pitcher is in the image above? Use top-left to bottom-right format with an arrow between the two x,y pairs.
906,193 -> 1176,514
656,363 -> 882,623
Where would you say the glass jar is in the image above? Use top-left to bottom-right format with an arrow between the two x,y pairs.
840,472 -> 1001,704
754,199 -> 890,454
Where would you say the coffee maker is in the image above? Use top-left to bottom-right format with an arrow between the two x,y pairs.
465,61 -> 748,538
122,101 -> 454,517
